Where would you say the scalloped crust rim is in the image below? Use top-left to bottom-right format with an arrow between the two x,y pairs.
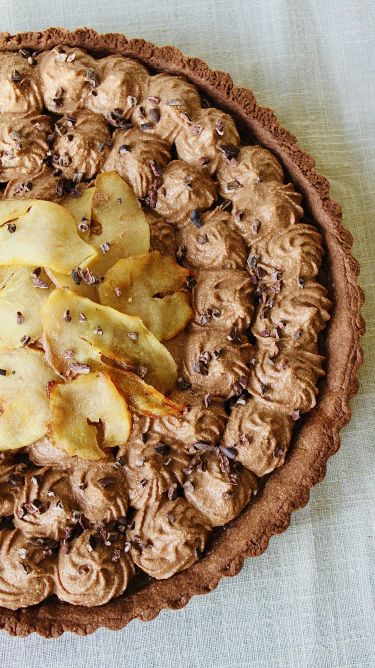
0,28 -> 365,638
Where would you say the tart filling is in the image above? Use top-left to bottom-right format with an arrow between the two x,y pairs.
0,45 -> 331,610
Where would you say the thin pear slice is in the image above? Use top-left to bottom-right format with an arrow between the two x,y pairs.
0,348 -> 59,451
0,200 -> 98,273
62,187 -> 96,240
99,252 -> 193,340
0,267 -> 53,350
49,371 -> 131,460
41,288 -> 177,392
90,171 -> 150,275
105,365 -> 183,417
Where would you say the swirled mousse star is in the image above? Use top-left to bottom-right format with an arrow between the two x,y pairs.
131,73 -> 202,143
217,144 -> 284,197
250,223 -> 325,280
0,529 -> 56,610
182,328 -> 253,396
70,462 -> 128,524
252,280 -> 331,351
192,269 -> 254,331
248,346 -> 325,413
0,51 -> 43,115
183,451 -> 258,527
178,207 -> 247,270
148,389 -> 227,450
223,398 -> 294,476
154,160 -> 216,225
119,415 -> 189,509
52,110 -> 110,180
103,127 -> 171,198
55,530 -> 134,606
38,46 -> 98,113
128,490 -> 209,579
86,55 -> 149,118
231,182 -> 304,244
175,108 -> 240,174
14,467 -> 79,541
0,113 -> 52,182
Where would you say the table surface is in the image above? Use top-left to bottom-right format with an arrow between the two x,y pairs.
0,1 -> 374,666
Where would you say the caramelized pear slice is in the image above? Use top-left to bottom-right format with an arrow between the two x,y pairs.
0,200 -> 98,273
62,187 -> 96,240
0,267 -> 53,349
49,371 -> 131,460
105,366 -> 183,417
90,171 -> 150,275
99,252 -> 193,340
0,348 -> 59,451
41,289 -> 177,393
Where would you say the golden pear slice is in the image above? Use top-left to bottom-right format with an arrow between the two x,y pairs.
90,171 -> 150,275
106,366 -> 183,417
41,288 -> 177,392
49,371 -> 131,460
62,187 -> 96,240
0,267 -> 53,350
99,252 -> 193,340
0,200 -> 98,273
0,348 -> 59,451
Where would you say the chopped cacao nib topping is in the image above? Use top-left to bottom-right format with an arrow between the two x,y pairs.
190,209 -> 203,228
197,234 -> 208,245
177,376 -> 191,390
20,334 -> 31,346
226,180 -> 242,191
140,122 -> 154,131
0,369 -> 6,376
87,535 -> 97,552
69,362 -> 91,375
291,409 -> 301,420
16,311 -> 25,325
71,268 -> 83,285
183,480 -> 194,494
231,375 -> 248,396
154,443 -> 171,456
227,326 -> 242,344
127,331 -> 138,341
85,67 -> 99,87
215,119 -> 224,136
7,223 -> 16,233
97,477 -> 116,488
220,144 -> 240,160
119,144 -> 131,155
53,87 -> 66,107
10,69 -> 22,83
63,309 -> 71,322
149,107 -> 161,123
298,277 -> 305,288
247,254 -> 259,270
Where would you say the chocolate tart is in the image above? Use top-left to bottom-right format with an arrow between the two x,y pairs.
0,28 -> 364,637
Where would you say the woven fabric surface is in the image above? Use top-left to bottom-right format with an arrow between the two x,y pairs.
0,1 -> 374,666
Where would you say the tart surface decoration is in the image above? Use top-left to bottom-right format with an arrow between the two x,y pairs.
0,28 -> 364,637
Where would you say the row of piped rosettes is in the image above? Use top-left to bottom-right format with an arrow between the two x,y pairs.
0,442 -> 211,608
0,45 -> 239,198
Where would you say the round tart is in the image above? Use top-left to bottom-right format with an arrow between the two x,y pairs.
0,28 -> 364,637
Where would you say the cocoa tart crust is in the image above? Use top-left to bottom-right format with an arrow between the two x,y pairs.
0,27 -> 365,638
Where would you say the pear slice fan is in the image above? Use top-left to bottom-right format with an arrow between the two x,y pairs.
0,173 -> 192,460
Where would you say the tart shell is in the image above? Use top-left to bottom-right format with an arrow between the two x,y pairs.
0,27 -> 365,638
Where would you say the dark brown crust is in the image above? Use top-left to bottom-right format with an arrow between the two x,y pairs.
0,27 -> 365,638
